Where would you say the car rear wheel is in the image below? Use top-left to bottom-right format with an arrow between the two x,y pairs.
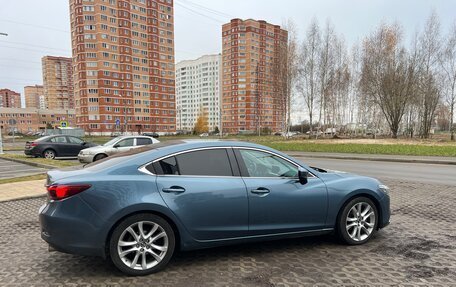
109,214 -> 175,276
338,197 -> 378,245
94,154 -> 107,161
43,149 -> 56,160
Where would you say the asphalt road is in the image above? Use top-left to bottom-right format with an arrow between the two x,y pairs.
298,157 -> 456,186
0,158 -> 47,179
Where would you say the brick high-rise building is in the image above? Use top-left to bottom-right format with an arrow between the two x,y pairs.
24,85 -> 45,109
42,56 -> 74,110
0,89 -> 21,108
176,54 -> 221,133
69,0 -> 176,135
221,19 -> 288,134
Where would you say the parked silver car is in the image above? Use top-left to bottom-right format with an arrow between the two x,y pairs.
78,136 -> 160,163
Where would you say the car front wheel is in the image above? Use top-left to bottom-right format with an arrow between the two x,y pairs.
338,197 -> 378,245
109,214 -> 175,276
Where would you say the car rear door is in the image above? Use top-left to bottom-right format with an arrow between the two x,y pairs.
234,148 -> 328,235
153,148 -> 249,241
49,136 -> 70,156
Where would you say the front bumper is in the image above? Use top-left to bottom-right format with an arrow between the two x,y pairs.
378,194 -> 391,229
39,196 -> 105,257
78,153 -> 94,163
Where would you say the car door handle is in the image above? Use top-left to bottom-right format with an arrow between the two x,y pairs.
251,188 -> 270,195
162,186 -> 186,194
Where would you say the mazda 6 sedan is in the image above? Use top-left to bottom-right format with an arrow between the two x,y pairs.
39,140 -> 390,276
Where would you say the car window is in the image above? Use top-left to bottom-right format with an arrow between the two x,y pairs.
176,149 -> 233,176
151,156 -> 179,175
136,138 -> 152,146
68,137 -> 84,144
150,149 -> 233,176
116,138 -> 134,147
50,136 -> 67,143
239,149 -> 298,178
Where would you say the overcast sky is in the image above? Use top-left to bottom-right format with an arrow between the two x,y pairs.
1,0 -> 455,109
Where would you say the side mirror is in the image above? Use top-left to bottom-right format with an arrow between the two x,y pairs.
113,144 -> 120,148
298,167 -> 308,185
81,142 -> 87,145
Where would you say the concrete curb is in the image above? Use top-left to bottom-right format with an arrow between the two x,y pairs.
287,153 -> 456,166
0,156 -> 57,170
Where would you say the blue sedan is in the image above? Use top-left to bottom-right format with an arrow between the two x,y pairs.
39,140 -> 390,275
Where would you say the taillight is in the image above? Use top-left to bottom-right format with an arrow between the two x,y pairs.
30,142 -> 38,147
46,184 -> 92,200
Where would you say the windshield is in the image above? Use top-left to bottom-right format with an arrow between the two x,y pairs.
103,138 -> 120,146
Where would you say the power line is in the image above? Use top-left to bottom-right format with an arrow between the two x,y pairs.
0,45 -> 70,56
0,40 -> 70,53
177,0 -> 234,18
175,2 -> 225,24
0,58 -> 42,64
0,19 -> 70,34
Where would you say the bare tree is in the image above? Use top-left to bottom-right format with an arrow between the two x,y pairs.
360,23 -> 416,138
416,11 -> 442,138
297,18 -> 321,135
317,20 -> 337,135
276,19 -> 300,135
440,22 -> 456,140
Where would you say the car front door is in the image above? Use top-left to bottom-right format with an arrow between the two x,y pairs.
110,138 -> 135,155
152,148 -> 249,241
234,148 -> 328,235
66,136 -> 85,156
49,136 -> 69,156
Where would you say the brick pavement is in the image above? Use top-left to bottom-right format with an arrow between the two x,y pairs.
0,178 -> 455,286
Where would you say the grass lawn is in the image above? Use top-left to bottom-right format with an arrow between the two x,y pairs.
0,154 -> 81,168
259,141 -> 456,157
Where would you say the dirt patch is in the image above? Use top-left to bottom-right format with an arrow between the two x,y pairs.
371,237 -> 453,260
406,264 -> 454,279
242,273 -> 274,287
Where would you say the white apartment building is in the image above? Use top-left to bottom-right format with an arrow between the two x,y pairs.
175,54 -> 221,132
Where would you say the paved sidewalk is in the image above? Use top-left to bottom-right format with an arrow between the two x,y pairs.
286,151 -> 456,165
0,179 -> 46,202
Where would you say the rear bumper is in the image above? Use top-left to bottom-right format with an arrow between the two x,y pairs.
39,197 -> 105,257
24,149 -> 39,156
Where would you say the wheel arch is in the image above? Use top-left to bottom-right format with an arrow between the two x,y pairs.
335,191 -> 383,231
42,148 -> 57,158
94,153 -> 108,161
103,209 -> 181,259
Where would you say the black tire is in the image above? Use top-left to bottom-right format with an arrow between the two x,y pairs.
337,196 -> 378,245
109,213 -> 175,276
94,153 -> 107,162
42,149 -> 56,160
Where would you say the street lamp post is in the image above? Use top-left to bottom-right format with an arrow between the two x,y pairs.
0,125 -> 4,154
0,32 -> 8,37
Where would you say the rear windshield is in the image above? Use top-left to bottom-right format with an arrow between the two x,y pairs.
35,136 -> 52,142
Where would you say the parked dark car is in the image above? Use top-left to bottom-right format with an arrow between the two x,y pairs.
142,132 -> 159,138
39,140 -> 390,275
24,135 -> 96,159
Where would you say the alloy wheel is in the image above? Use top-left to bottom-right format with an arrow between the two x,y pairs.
117,221 -> 169,271
345,202 -> 375,242
43,150 -> 55,159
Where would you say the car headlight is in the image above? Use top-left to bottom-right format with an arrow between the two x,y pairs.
378,184 -> 390,195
